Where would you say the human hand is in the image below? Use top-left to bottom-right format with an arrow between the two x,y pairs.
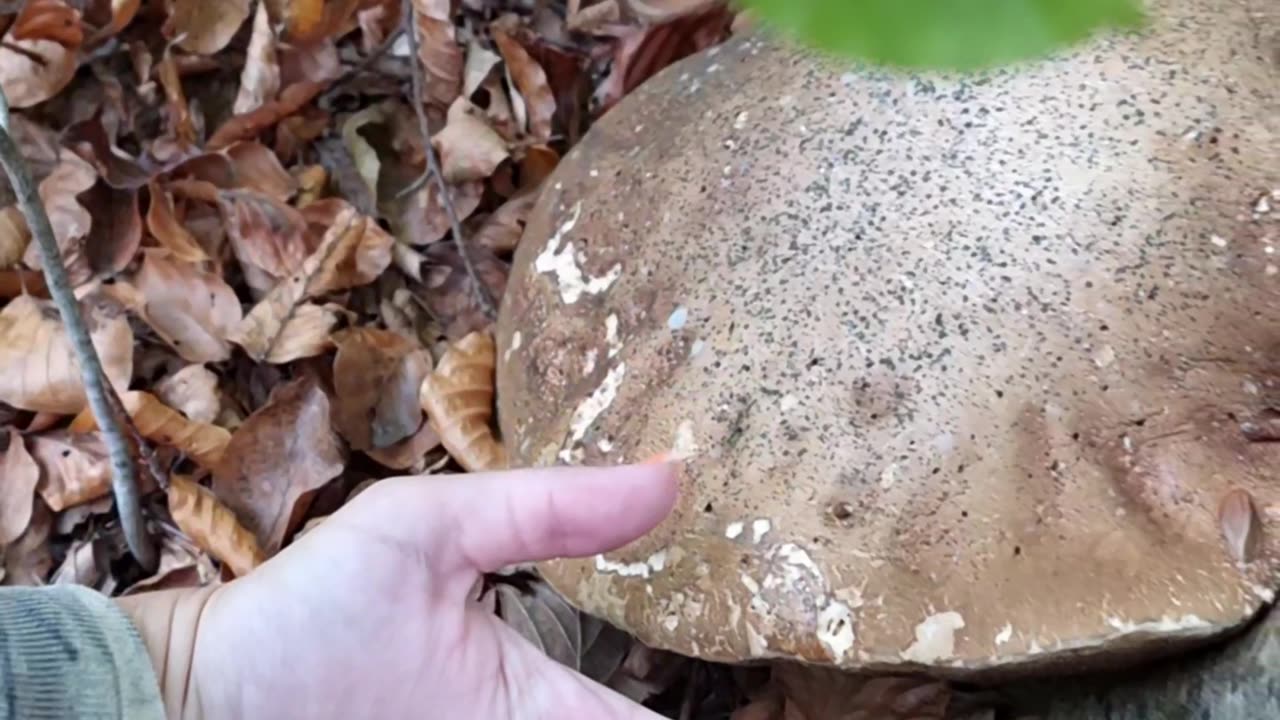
118,462 -> 679,720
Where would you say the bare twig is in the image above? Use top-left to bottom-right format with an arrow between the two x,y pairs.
0,90 -> 157,571
0,40 -> 48,66
401,0 -> 497,320
320,25 -> 406,103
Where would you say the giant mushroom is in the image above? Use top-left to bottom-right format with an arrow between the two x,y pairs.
494,0 -> 1280,710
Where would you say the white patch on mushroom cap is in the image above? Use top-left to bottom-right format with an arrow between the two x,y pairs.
667,306 -> 688,330
583,349 -> 598,376
994,623 -> 1013,646
605,314 -> 622,358
1105,614 -> 1210,635
725,521 -> 744,539
594,548 -> 667,578
900,611 -> 966,662
751,519 -> 771,543
670,419 -> 698,460
534,202 -> 623,304
817,601 -> 857,661
566,363 -> 626,447
504,331 -> 522,363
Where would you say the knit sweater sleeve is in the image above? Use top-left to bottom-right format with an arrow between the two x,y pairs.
0,584 -> 165,720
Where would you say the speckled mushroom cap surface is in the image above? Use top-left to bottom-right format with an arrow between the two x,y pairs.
494,0 -> 1280,677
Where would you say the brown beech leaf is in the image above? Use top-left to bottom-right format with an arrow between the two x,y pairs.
518,144 -> 560,192
471,190 -> 537,253
155,47 -> 198,149
0,206 -> 31,267
434,98 -> 509,184
154,365 -> 221,425
422,241 -> 507,338
70,391 -> 230,471
331,327 -> 431,451
146,181 -> 210,262
619,0 -> 725,24
595,5 -> 732,113
229,302 -> 341,364
168,474 -> 265,577
82,184 -> 142,277
50,538 -> 103,587
132,250 -> 242,363
12,0 -> 84,47
232,206 -> 390,362
495,579 -> 582,669
234,1 -> 281,115
282,0 -> 360,43
212,376 -> 345,554
420,330 -> 506,471
492,29 -> 555,141
92,0 -> 142,39
23,150 -> 97,284
54,495 -> 113,536
218,189 -> 312,287
122,536 -> 218,594
0,37 -> 78,109
395,179 -> 482,246
166,0 -> 251,55
0,293 -> 133,414
27,431 -> 111,512
0,430 -> 39,546
364,419 -> 441,471
208,80 -> 326,150
226,142 -> 297,202
2,499 -> 51,585
412,0 -> 462,108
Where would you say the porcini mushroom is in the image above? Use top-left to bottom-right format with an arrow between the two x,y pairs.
495,0 -> 1279,687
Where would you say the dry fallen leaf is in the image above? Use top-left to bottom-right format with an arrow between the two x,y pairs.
0,293 -> 133,414
27,431 -> 112,512
495,580 -> 582,669
364,419 -> 441,471
230,302 -> 342,364
332,327 -> 431,451
232,206 -> 391,362
434,98 -> 510,184
11,0 -> 84,47
412,0 -> 463,108
154,365 -> 222,425
0,206 -> 31,268
234,1 -> 281,115
166,0 -> 252,55
146,181 -> 211,262
420,330 -> 506,471
282,0 -> 360,43
81,184 -> 143,277
122,536 -> 219,594
0,37 -> 79,109
0,429 -> 39,546
226,142 -> 298,203
2,499 -> 52,585
493,29 -> 556,141
50,538 -> 103,587
218,189 -> 312,287
471,190 -> 537,253
71,391 -> 230,470
395,179 -> 483,246
212,376 -> 345,553
23,150 -> 97,285
619,0 -> 726,24
208,80 -> 326,150
168,474 -> 265,577
132,250 -> 242,363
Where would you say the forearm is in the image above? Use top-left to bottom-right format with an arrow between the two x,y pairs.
0,584 -> 166,720
115,586 -> 219,720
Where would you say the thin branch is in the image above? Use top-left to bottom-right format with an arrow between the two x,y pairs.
0,90 -> 157,571
401,0 -> 497,320
320,25 -> 406,103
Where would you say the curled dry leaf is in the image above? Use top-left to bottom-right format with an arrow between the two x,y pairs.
132,250 -> 242,363
412,0 -> 463,108
0,36 -> 79,108
146,181 -> 209,262
2,499 -> 51,585
23,150 -> 97,285
0,293 -> 133,414
81,184 -> 142,277
27,431 -> 111,512
1220,488 -> 1261,564
422,241 -> 507,338
54,495 -> 113,536
364,419 -> 441,471
331,327 -> 431,451
0,430 -> 39,546
338,103 -> 393,212
168,474 -> 265,577
166,0 -> 252,55
212,376 -> 345,554
232,205 -> 392,362
420,330 -> 507,471
70,391 -> 230,471
282,0 -> 360,43
230,302 -> 341,364
50,539 -> 102,587
471,190 -> 537,253
492,30 -> 555,141
495,580 -> 582,670
226,142 -> 298,203
11,0 -> 84,47
208,80 -> 326,151
234,1 -> 281,115
434,98 -> 509,184
396,179 -> 482,246
619,0 -> 726,25
154,365 -> 221,425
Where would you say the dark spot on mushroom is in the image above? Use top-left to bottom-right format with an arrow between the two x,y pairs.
703,501 -> 714,513
1014,546 -> 1022,556
827,501 -> 854,523
61,449 -> 71,458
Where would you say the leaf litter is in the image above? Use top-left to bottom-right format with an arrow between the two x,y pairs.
0,0 -> 785,717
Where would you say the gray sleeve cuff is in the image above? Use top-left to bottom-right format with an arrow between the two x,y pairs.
0,585 -> 165,720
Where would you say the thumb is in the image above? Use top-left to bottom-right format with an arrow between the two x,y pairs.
346,462 -> 680,575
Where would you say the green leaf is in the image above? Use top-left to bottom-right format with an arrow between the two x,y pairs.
738,0 -> 1147,71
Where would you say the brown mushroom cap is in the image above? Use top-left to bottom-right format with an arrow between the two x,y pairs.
494,0 -> 1280,677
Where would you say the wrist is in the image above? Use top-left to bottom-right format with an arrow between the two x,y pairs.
116,585 -> 221,720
